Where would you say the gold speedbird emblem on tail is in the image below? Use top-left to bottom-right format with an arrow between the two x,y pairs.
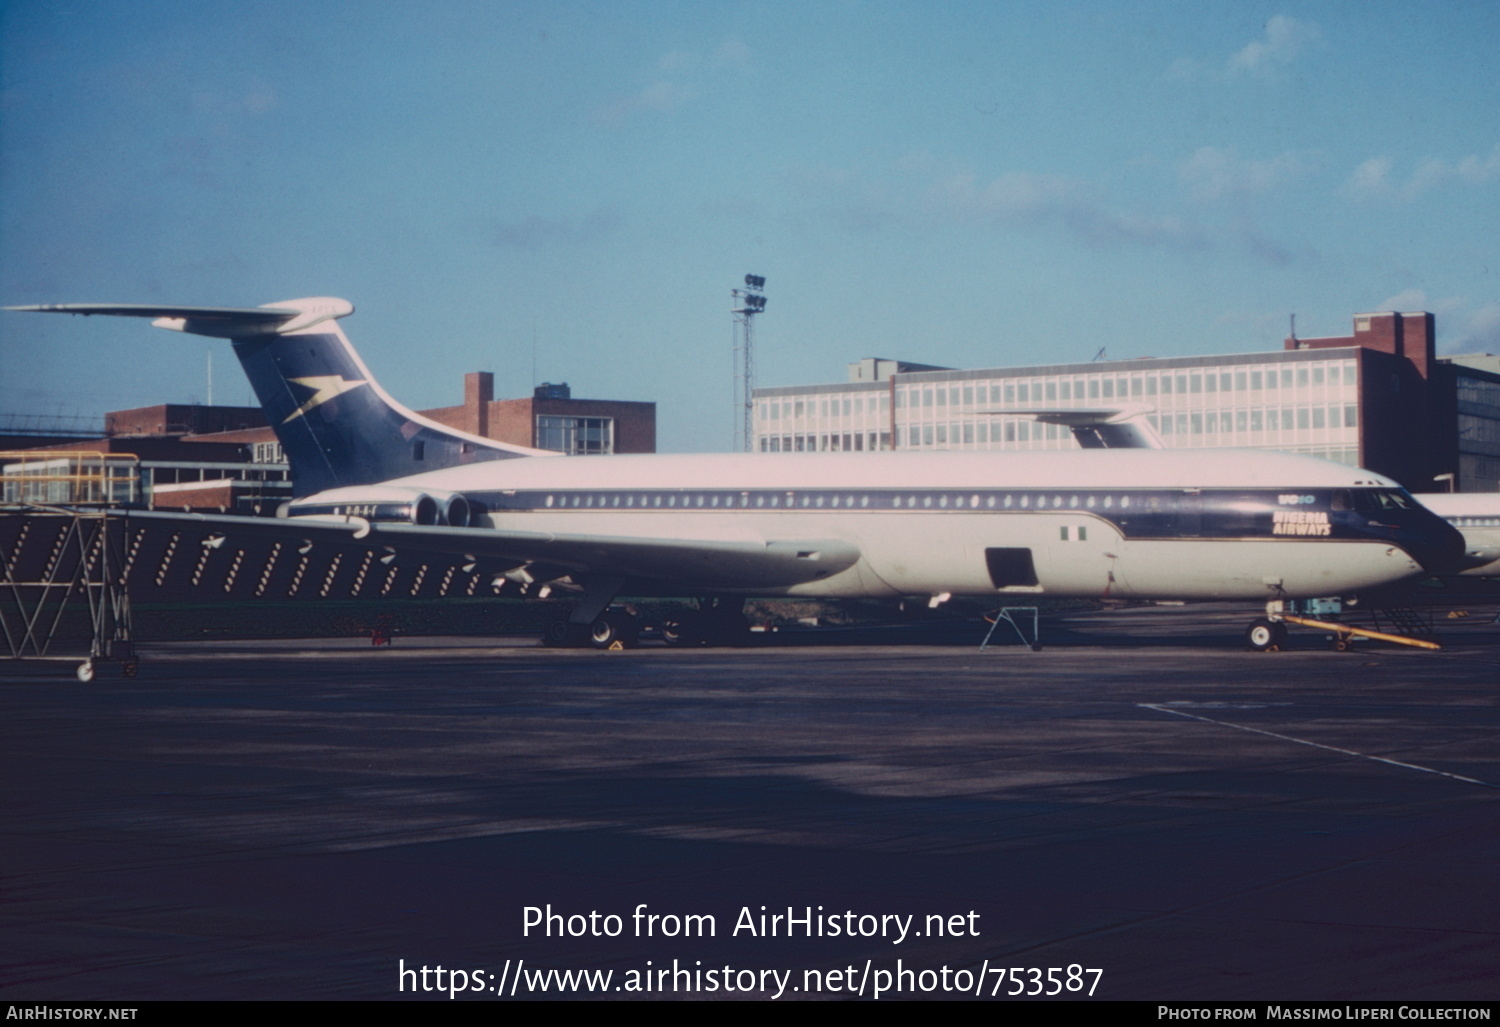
281,375 -> 367,423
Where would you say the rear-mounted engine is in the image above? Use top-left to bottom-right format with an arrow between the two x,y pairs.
282,486 -> 471,527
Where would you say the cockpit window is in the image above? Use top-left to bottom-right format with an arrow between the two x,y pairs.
1353,489 -> 1413,511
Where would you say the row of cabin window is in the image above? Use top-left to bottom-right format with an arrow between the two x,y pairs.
539,492 -> 1139,511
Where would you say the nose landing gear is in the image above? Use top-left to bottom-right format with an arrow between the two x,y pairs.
1245,617 -> 1289,652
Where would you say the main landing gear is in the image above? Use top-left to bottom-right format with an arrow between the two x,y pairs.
661,598 -> 752,648
540,598 -> 752,649
541,609 -> 640,649
587,610 -> 641,649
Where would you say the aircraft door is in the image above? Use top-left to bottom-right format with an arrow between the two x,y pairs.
985,547 -> 1040,589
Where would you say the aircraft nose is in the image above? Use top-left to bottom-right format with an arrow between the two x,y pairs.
1406,514 -> 1467,573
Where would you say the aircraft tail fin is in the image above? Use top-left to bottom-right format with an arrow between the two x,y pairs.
1005,404 -> 1166,449
7,297 -> 555,496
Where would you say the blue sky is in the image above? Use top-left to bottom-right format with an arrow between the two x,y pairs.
2,1 -> 1497,451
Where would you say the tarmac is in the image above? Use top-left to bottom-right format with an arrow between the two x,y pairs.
2,603 -> 1498,1001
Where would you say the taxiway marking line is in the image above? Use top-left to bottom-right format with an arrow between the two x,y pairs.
1139,703 -> 1499,790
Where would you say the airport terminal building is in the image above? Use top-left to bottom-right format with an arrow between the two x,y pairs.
752,311 -> 1500,493
2,371 -> 655,514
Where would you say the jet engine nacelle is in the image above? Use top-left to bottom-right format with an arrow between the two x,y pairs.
282,485 -> 472,527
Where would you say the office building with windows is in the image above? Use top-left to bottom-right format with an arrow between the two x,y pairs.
421,373 -> 654,456
3,371 -> 656,513
753,311 -> 1500,493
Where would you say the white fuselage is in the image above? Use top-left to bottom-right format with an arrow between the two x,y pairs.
307,448 -> 1448,602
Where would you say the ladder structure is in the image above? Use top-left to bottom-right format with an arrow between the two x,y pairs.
1369,605 -> 1436,639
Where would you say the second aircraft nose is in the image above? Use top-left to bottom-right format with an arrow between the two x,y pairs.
1401,506 -> 1468,574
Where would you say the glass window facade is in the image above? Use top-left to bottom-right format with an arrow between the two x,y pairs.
754,352 -> 1363,467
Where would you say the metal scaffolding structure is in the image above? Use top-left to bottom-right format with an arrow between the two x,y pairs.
1,498 -> 517,679
1,506 -> 135,680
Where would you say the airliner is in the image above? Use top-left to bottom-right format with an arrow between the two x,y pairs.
1015,403 -> 1500,582
7,297 -> 1465,650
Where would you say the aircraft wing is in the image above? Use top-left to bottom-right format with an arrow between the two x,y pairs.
358,519 -> 858,590
89,509 -> 860,599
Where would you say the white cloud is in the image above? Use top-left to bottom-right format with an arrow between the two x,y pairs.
1171,15 -> 1319,82
1377,288 -> 1434,312
1347,156 -> 1395,200
1229,15 -> 1320,77
1374,290 -> 1467,317
1179,147 -> 1314,201
1347,146 -> 1500,202
1456,149 -> 1500,184
1414,148 -> 1500,191
1370,292 -> 1500,352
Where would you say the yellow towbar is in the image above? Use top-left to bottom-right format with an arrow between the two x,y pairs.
1279,614 -> 1441,651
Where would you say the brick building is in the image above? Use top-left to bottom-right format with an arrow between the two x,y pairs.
2,374 -> 656,513
421,373 -> 655,456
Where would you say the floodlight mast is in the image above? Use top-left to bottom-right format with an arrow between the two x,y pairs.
731,275 -> 767,452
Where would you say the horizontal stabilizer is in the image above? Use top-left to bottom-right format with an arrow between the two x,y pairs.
4,298 -> 352,338
982,404 -> 1165,449
998,403 -> 1156,426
